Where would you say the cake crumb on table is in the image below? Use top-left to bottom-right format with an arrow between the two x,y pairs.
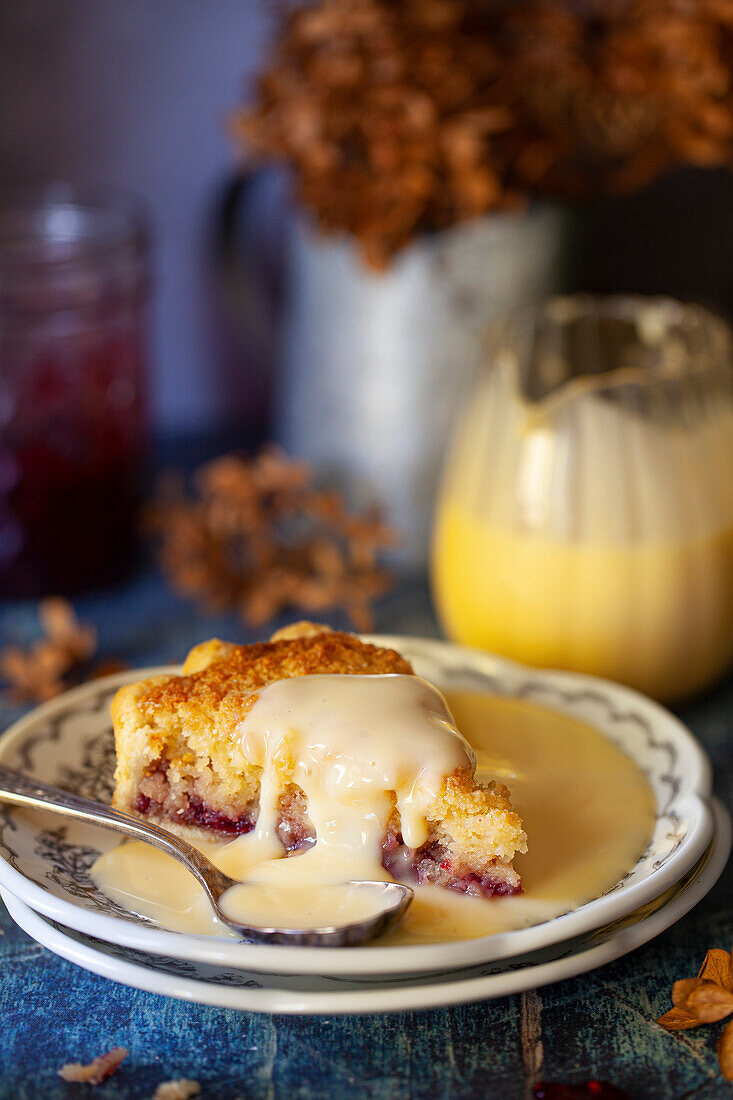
151,1080 -> 201,1100
58,1046 -> 129,1084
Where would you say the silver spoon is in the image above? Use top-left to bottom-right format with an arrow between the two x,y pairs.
0,764 -> 413,946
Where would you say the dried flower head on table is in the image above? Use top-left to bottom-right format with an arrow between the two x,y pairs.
0,599 -> 97,703
148,448 -> 396,631
234,0 -> 733,267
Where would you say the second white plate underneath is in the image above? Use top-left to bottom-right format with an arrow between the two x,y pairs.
3,798 -> 729,1015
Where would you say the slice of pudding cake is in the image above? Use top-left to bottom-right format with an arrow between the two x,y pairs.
112,623 -> 527,898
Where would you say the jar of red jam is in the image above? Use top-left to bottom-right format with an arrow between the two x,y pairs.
0,185 -> 149,596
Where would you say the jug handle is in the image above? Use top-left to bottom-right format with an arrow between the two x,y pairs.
212,171 -> 280,366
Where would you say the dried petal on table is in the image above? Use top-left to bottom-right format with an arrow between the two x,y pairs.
655,1005 -> 702,1031
151,1081 -> 201,1100
672,977 -> 701,1006
685,982 -> 733,1024
58,1046 -> 129,1084
698,947 -> 733,988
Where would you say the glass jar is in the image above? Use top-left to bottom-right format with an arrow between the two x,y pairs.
431,295 -> 733,702
0,185 -> 149,596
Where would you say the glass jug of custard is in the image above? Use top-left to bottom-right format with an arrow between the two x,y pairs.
431,296 -> 733,703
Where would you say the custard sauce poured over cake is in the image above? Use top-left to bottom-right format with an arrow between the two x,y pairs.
110,628 -> 528,902
235,674 -> 475,869
93,687 -> 655,943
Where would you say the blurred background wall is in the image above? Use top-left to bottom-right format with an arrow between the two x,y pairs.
2,0 -> 733,444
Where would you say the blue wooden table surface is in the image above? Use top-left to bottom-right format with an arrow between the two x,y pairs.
0,573 -> 731,1100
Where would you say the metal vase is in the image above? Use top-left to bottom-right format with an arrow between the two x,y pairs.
276,206 -> 569,565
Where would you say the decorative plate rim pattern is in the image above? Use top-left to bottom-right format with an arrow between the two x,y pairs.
0,636 -> 716,978
2,798 -> 728,1014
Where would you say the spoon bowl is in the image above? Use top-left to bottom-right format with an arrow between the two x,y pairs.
218,879 -> 414,947
0,764 -> 414,946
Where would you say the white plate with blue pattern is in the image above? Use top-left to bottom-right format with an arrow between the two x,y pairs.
0,637 -> 718,978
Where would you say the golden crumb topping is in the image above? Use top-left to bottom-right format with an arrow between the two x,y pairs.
139,631 -> 413,720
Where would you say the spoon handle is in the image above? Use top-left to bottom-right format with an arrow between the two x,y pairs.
0,764 -> 234,904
